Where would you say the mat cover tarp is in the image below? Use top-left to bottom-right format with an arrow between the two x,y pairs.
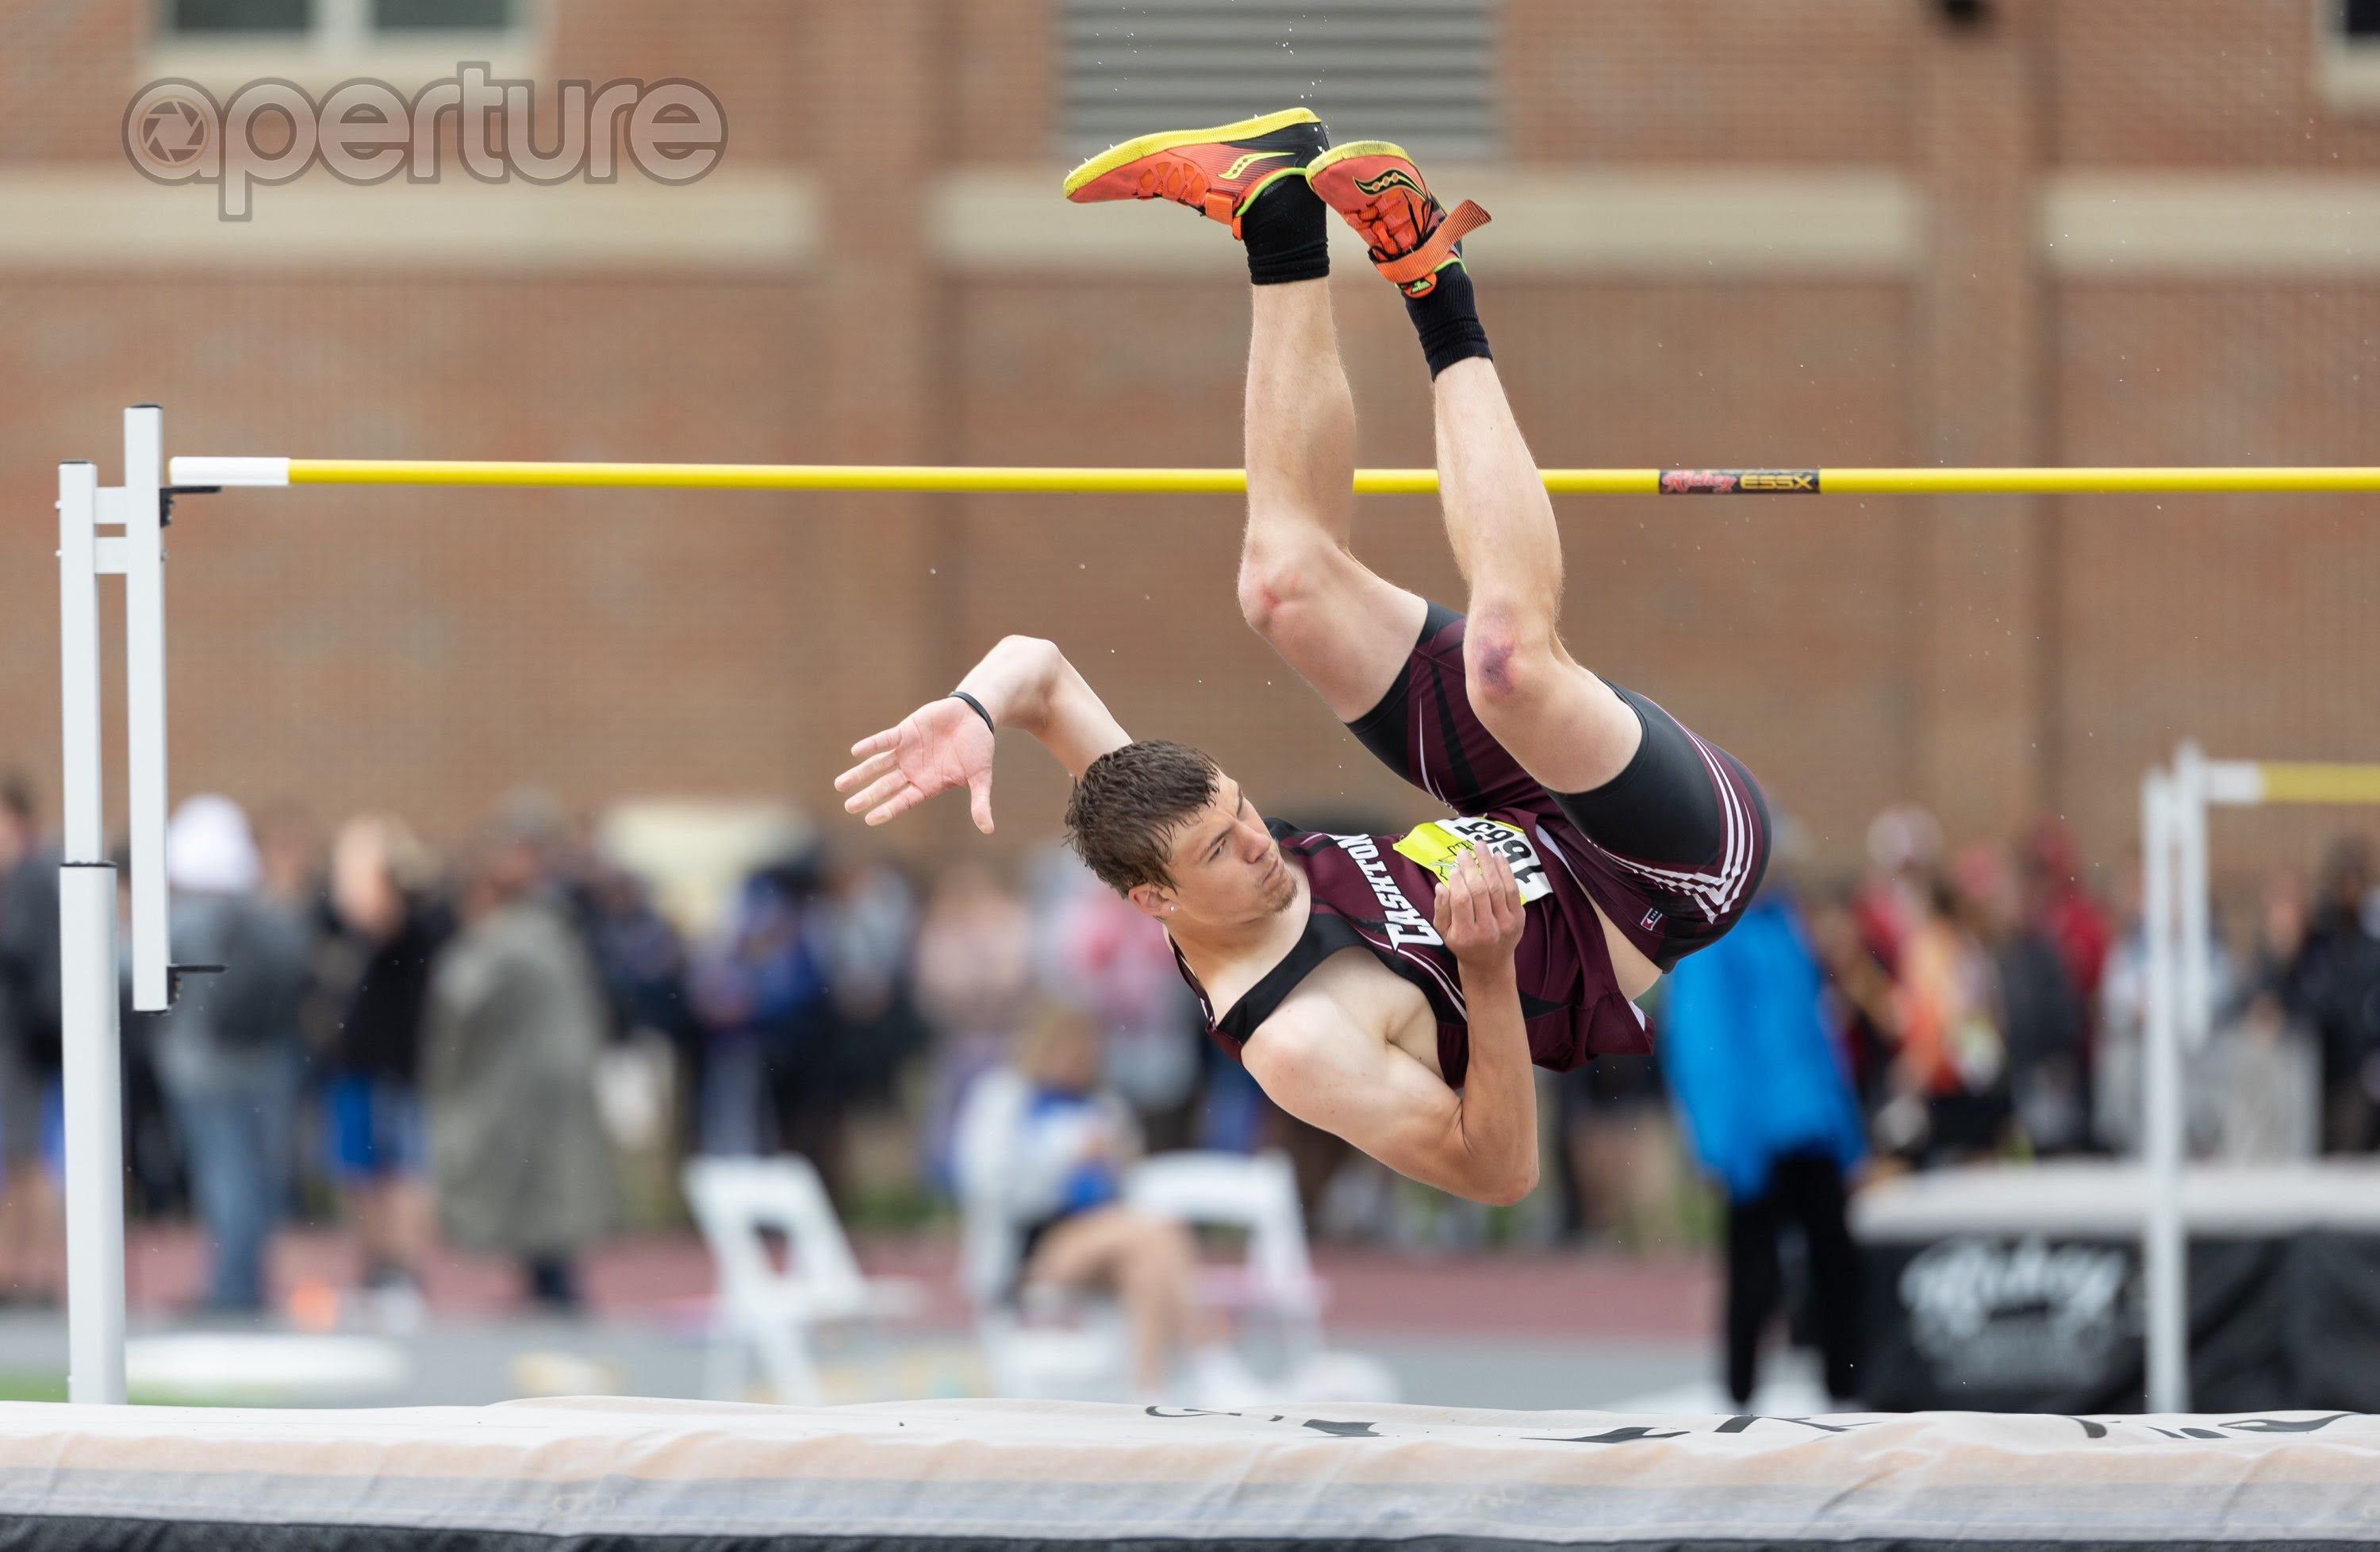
0,1397 -> 2374,1550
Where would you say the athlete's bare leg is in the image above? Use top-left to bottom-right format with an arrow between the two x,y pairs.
1235,279 -> 1427,720
1431,356 -> 1642,793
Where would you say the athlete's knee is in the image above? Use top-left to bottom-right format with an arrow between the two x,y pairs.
1235,561 -> 1284,634
1461,607 -> 1561,714
1236,535 -> 1334,636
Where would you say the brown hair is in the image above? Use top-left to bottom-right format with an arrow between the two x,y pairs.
1063,740 -> 1221,893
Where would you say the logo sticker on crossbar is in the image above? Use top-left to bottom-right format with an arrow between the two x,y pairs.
1658,469 -> 1821,494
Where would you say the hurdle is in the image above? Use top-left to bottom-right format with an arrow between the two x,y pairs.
57,407 -> 2380,1407
2137,746 -> 2380,1412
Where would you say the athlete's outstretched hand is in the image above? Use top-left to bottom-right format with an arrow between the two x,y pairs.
1434,846 -> 1525,970
835,697 -> 997,833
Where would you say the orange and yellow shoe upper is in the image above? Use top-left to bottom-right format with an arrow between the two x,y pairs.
1062,108 -> 1329,236
1308,140 -> 1491,298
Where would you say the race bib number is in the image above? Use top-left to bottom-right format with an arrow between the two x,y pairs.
1392,817 -> 1553,905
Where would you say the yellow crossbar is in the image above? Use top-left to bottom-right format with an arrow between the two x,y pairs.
275,461 -> 2380,496
290,461 -> 1270,494
2256,763 -> 2380,805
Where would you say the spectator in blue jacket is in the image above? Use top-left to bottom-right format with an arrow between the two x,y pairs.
1663,878 -> 1869,1407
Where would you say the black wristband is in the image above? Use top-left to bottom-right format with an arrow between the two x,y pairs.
947,690 -> 995,736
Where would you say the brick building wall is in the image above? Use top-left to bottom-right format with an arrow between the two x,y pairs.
0,0 -> 2374,900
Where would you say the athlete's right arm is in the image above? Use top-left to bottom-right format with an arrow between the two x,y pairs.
1242,848 -> 1537,1205
835,636 -> 1130,833
1245,995 -> 1535,1205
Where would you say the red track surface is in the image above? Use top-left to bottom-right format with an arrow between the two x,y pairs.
119,1227 -> 1716,1342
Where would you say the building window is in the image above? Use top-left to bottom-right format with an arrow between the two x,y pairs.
2322,0 -> 2380,107
162,0 -> 512,40
1061,0 -> 1496,161
167,0 -> 309,29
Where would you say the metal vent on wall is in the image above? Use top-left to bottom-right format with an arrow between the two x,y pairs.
1062,0 -> 1497,161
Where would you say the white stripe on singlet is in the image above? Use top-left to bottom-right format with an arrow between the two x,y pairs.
1351,918 -> 1468,1020
1405,947 -> 1468,1020
1415,698 -> 1445,807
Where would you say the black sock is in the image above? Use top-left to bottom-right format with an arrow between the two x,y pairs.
1403,261 -> 1491,378
1240,174 -> 1330,286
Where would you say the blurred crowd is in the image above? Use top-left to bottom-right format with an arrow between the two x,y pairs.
0,774 -> 1265,1321
1806,804 -> 2380,1175
0,782 -> 639,1319
1626,801 -> 2380,1406
0,766 -> 2375,1331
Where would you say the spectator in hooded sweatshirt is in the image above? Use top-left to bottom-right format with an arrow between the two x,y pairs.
1661,874 -> 1868,1408
321,815 -> 451,1315
153,795 -> 312,1314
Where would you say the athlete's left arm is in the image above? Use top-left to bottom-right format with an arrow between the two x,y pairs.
1432,846 -> 1539,1204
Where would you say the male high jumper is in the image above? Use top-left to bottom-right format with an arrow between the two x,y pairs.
836,110 -> 1769,1205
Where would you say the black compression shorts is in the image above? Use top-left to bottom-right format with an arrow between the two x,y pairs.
1345,603 -> 1770,969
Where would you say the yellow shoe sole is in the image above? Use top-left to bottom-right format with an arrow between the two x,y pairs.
1061,107 -> 1322,199
1307,139 -> 1416,179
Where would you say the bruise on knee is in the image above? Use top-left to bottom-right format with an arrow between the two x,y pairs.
1471,636 -> 1521,700
1462,615 -> 1548,709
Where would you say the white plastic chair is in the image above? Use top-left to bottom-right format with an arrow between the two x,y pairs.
973,1293 -> 1133,1401
1125,1150 -> 1328,1365
681,1154 -> 927,1404
958,1171 -> 1131,1400
1125,1149 -> 1398,1403
950,1067 -> 1136,1399
959,1142 -> 1396,1403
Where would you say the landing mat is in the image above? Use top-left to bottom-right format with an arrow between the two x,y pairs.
0,1397 -> 2372,1549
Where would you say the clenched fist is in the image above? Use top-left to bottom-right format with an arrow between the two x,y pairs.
1432,844 -> 1526,970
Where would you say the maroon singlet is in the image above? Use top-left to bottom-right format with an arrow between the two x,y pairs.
1170,605 -> 1768,1086
1177,818 -> 1651,1088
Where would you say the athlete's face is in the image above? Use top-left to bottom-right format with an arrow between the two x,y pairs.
1150,774 -> 1299,927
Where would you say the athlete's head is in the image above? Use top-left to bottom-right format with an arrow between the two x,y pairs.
1065,740 -> 1298,928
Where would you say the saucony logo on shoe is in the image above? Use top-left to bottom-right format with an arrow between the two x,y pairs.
1220,151 -> 1292,181
1309,140 -> 1492,298
1353,167 -> 1426,199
